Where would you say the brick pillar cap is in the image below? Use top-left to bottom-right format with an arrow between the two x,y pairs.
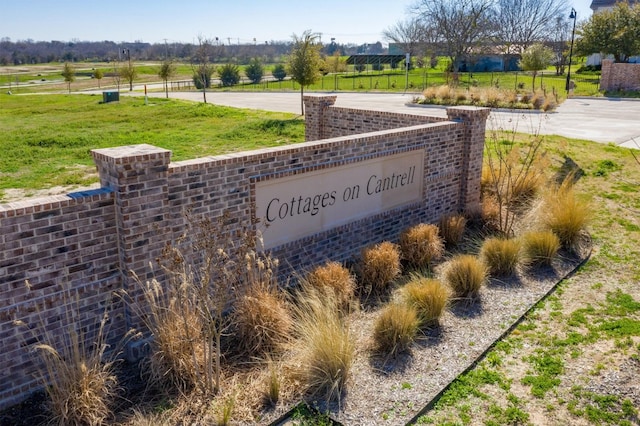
92,144 -> 171,164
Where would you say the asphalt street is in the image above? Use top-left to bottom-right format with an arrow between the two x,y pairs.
130,90 -> 640,149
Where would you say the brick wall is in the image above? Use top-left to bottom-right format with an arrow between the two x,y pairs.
0,96 -> 489,410
600,59 -> 640,91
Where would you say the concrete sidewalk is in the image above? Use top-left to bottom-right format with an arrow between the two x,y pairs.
138,91 -> 640,149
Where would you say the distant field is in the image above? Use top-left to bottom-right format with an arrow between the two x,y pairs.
0,94 -> 304,200
0,60 -> 602,97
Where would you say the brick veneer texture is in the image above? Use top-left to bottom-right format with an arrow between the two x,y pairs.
600,59 -> 640,91
0,96 -> 489,411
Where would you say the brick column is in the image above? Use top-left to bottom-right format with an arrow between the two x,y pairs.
92,144 -> 171,357
446,106 -> 490,213
303,95 -> 337,141
600,59 -> 613,91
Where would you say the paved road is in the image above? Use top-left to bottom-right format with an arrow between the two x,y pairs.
134,90 -> 640,149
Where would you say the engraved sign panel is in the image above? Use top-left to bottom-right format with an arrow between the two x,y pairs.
255,150 -> 425,248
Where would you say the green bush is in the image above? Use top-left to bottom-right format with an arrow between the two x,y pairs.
272,64 -> 287,81
245,58 -> 264,84
219,63 -> 241,87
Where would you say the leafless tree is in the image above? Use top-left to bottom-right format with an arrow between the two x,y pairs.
493,0 -> 569,54
413,0 -> 496,72
191,36 -> 217,104
383,17 -> 425,58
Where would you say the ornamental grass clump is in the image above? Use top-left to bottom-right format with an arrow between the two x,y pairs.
540,182 -> 591,250
292,285 -> 354,403
402,274 -> 449,327
14,282 -> 128,426
399,223 -> 444,269
306,261 -> 356,312
373,303 -> 420,357
438,213 -> 467,248
234,283 -> 293,356
480,237 -> 522,277
443,254 -> 488,300
521,230 -> 560,267
358,241 -> 402,296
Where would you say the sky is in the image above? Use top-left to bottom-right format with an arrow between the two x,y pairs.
3,0 -> 594,46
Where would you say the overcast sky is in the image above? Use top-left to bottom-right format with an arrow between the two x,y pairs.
3,0 -> 593,46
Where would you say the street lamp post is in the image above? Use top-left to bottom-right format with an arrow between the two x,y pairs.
122,48 -> 132,91
565,7 -> 577,93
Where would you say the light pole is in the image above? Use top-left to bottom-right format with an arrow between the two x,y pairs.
122,48 -> 132,91
565,7 -> 577,93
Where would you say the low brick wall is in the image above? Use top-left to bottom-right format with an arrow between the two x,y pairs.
0,96 -> 489,410
600,59 -> 640,91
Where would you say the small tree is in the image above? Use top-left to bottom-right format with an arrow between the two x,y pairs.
272,64 -> 287,81
120,63 -> 138,92
191,36 -> 216,103
61,62 -> 75,94
218,63 -> 241,87
287,30 -> 323,115
245,57 -> 264,84
519,43 -> 554,89
576,2 -> 640,63
93,68 -> 103,89
158,60 -> 176,98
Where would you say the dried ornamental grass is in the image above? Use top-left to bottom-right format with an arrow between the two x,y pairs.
439,214 -> 467,248
399,223 -> 444,269
540,183 -> 591,250
234,284 -> 293,356
292,286 -> 355,403
402,274 -> 450,327
521,230 -> 560,266
373,303 -> 420,356
306,261 -> 356,311
444,254 -> 488,300
480,237 -> 522,277
359,241 -> 402,295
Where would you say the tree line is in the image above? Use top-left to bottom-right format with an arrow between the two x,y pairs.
0,37 -> 375,66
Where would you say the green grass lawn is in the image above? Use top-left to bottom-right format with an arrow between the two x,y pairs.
0,94 -> 304,199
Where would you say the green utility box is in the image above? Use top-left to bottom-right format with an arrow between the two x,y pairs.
102,90 -> 119,103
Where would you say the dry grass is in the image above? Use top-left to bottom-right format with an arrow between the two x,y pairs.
306,261 -> 356,311
291,286 -> 355,403
372,302 -> 420,357
139,278 -> 204,393
14,283 -> 123,426
443,254 -> 488,300
480,237 -> 522,277
540,182 -> 591,250
234,284 -> 293,356
521,230 -> 560,266
402,274 -> 450,327
438,214 -> 467,248
399,223 -> 445,269
358,241 -> 402,296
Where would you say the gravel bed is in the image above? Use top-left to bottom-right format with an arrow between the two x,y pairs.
267,247 -> 589,426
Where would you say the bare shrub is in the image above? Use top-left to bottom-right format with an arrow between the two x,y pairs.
372,303 -> 420,356
484,121 -> 549,236
443,254 -> 488,300
358,241 -> 402,296
399,223 -> 444,269
480,237 -> 522,277
306,261 -> 356,311
402,274 -> 449,327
